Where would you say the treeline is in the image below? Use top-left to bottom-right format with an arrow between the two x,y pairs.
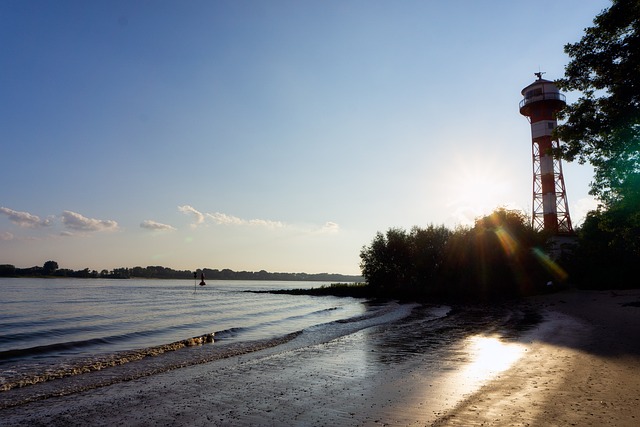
200,269 -> 362,282
92,266 -> 362,282
0,262 -> 112,279
0,262 -> 362,282
359,206 -> 638,301
0,262 -> 183,279
359,208 -> 559,300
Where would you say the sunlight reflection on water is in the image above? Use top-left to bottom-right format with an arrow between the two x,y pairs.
460,334 -> 526,382
424,334 -> 528,415
407,334 -> 528,423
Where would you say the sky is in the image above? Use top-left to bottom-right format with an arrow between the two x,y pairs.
1,0 -> 611,275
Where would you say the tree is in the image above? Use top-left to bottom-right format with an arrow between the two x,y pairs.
359,228 -> 412,290
0,264 -> 16,276
567,205 -> 638,288
441,208 -> 553,298
42,260 -> 59,275
408,225 -> 451,288
555,0 -> 640,205
359,224 -> 452,292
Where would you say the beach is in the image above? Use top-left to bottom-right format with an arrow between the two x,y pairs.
2,288 -> 639,426
435,289 -> 640,426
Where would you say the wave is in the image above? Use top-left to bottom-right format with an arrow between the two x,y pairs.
211,306 -> 344,342
0,313 -> 109,332
212,326 -> 248,340
0,322 -> 211,364
0,302 -> 416,409
0,324 -> 113,348
1,331 -> 221,393
0,337 -> 112,362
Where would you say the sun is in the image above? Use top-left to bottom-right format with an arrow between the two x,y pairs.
447,158 -> 512,225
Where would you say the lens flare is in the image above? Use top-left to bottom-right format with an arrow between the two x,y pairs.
494,226 -> 518,257
531,247 -> 569,281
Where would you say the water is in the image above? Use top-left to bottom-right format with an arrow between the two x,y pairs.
0,277 -> 546,414
0,278 -> 369,393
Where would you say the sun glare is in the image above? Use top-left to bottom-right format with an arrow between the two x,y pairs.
447,158 -> 515,225
462,335 -> 526,381
434,334 -> 528,405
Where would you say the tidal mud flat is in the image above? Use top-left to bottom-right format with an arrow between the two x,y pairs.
2,289 -> 639,426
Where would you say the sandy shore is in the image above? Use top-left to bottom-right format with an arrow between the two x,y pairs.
2,289 -> 639,426
435,289 -> 640,427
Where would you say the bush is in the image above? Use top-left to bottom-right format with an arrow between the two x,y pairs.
360,208 -> 559,300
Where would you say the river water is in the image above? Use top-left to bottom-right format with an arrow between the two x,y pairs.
1,277 -> 545,415
0,278 -> 370,393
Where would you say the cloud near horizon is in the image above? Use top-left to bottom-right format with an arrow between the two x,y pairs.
0,206 -> 52,228
179,205 -> 340,234
207,212 -> 284,228
61,211 -> 119,233
140,220 -> 177,231
321,221 -> 340,233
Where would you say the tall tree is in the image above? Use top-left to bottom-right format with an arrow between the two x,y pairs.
42,260 -> 58,275
359,228 -> 412,290
555,0 -> 640,205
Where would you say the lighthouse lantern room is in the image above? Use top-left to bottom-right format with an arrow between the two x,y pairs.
519,73 -> 573,235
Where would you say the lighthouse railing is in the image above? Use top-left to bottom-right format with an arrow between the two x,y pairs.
519,92 -> 566,109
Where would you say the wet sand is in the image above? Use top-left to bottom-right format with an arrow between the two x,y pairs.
435,289 -> 640,426
2,289 -> 639,426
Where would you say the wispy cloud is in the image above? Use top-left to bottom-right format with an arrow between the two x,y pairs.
178,205 -> 205,227
448,206 -> 479,227
0,206 -> 52,228
320,221 -> 340,233
207,212 -> 284,229
178,205 -> 337,234
140,220 -> 177,231
0,231 -> 14,241
61,211 -> 119,233
572,196 -> 600,227
448,202 -> 524,227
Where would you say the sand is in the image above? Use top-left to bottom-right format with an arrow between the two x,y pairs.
1,289 -> 639,426
435,289 -> 640,426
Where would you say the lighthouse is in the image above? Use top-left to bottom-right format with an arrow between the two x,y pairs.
519,73 -> 573,235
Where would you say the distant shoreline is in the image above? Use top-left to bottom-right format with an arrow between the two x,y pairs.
0,263 -> 363,282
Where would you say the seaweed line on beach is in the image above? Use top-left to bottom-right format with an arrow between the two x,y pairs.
1,332 -> 214,393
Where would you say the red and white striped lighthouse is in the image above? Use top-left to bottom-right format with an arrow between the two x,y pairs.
519,73 -> 573,235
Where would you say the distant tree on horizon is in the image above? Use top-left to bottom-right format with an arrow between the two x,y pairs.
42,260 -> 58,276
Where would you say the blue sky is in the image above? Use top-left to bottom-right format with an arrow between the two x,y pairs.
1,0 -> 609,274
